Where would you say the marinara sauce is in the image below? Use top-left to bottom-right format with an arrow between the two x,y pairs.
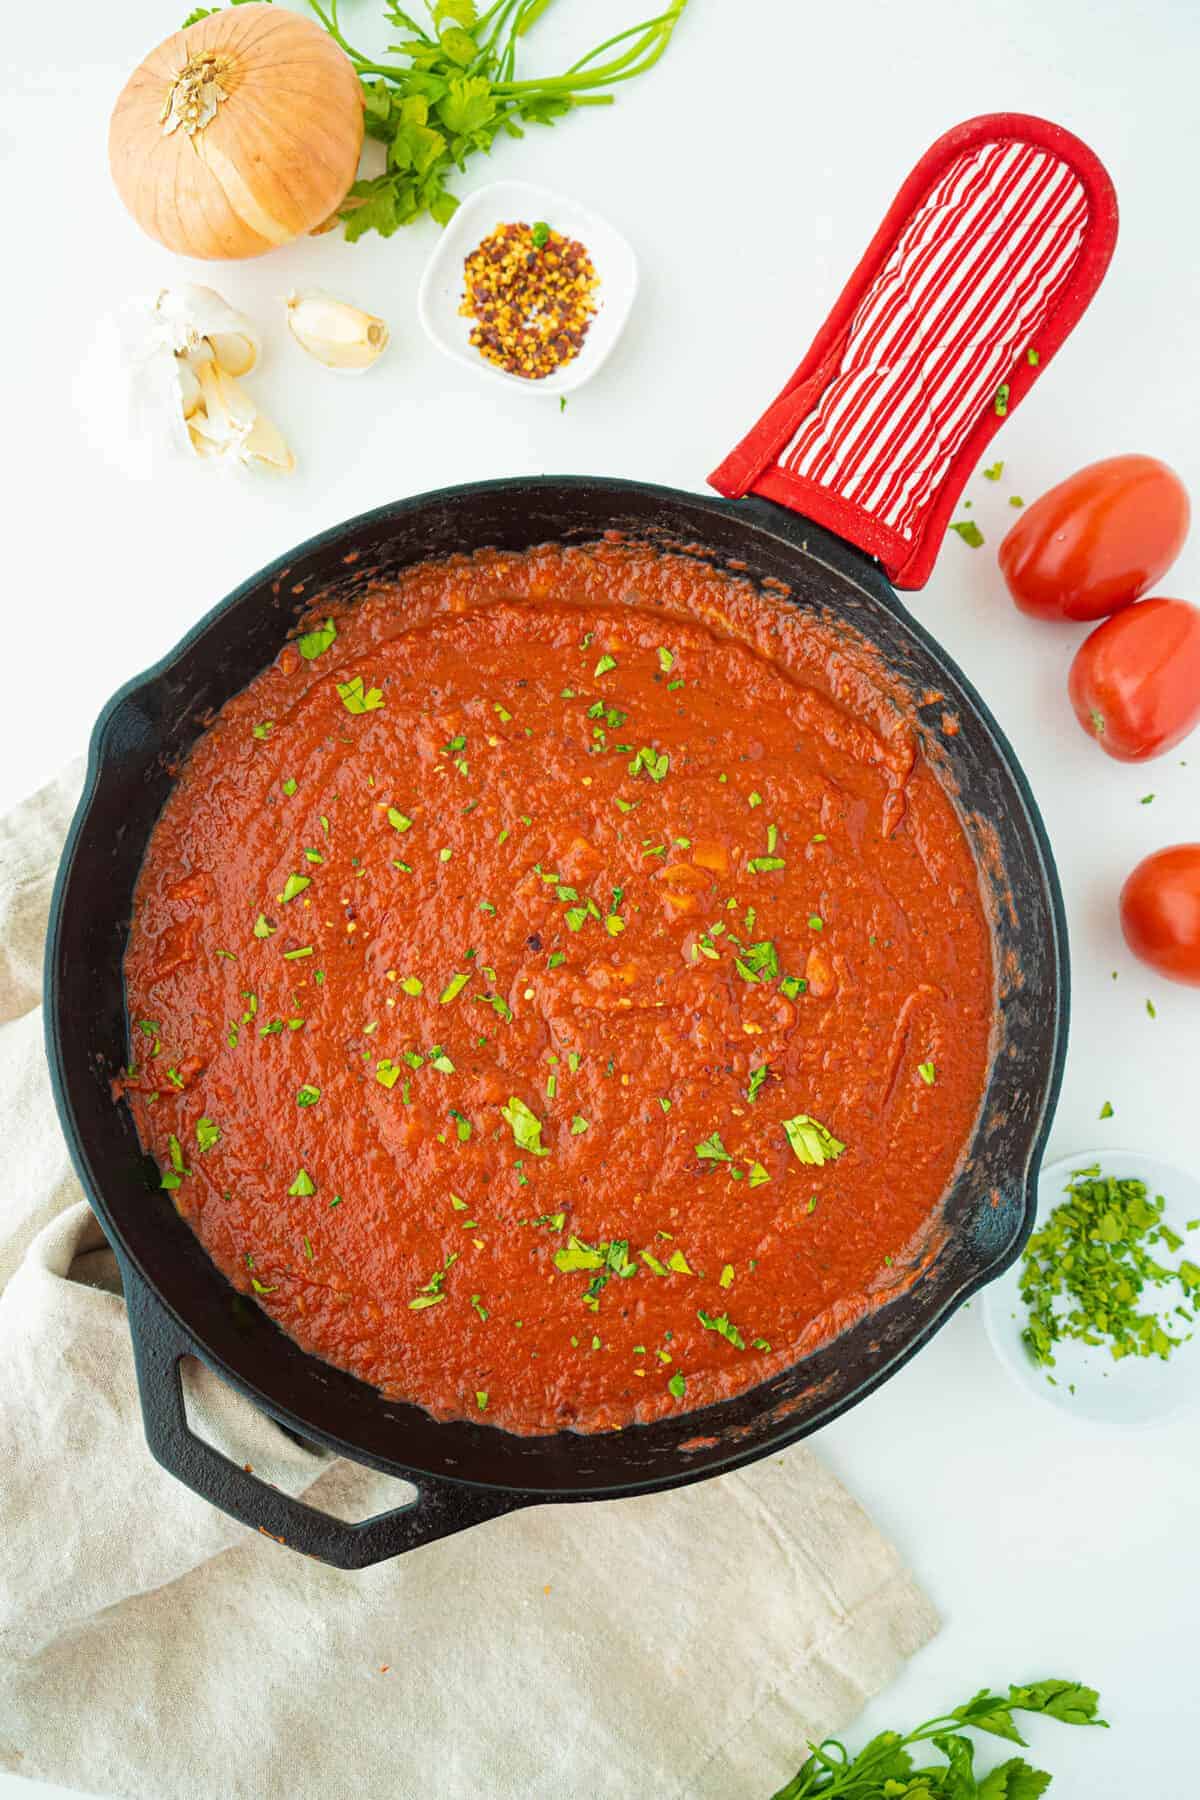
123,544 -> 994,1435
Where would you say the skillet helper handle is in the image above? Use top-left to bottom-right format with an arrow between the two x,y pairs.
124,1268 -> 527,1570
710,113 -> 1118,590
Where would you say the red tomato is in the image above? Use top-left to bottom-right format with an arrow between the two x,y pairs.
998,455 -> 1190,621
1068,598 -> 1200,761
1120,846 -> 1200,986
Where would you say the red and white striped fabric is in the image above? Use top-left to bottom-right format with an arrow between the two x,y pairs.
776,139 -> 1088,543
709,116 -> 1117,589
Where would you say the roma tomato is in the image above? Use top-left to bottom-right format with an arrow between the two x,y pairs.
1120,845 -> 1200,986
998,454 -> 1190,621
1068,598 -> 1200,761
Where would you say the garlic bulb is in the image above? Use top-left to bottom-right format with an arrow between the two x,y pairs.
286,289 -> 389,373
110,284 -> 292,474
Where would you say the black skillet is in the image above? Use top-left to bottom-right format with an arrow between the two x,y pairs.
45,114 -> 1117,1567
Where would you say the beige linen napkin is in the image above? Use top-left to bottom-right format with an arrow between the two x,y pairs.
0,766 -> 937,1800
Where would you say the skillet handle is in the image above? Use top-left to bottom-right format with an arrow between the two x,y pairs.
709,112 -> 1118,590
124,1269 -> 529,1570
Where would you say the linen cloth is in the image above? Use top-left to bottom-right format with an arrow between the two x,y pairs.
0,765 -> 937,1800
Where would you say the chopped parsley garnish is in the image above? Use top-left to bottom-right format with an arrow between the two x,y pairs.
287,1169 -> 316,1197
918,1061 -> 937,1085
994,383 -> 1010,416
297,1085 -> 321,1107
747,856 -> 786,874
252,721 -> 274,740
594,653 -> 617,678
807,914 -> 824,931
628,745 -> 669,782
476,992 -> 513,1021
283,947 -> 313,961
569,1114 -> 589,1134
779,975 -> 807,1000
782,1114 -> 846,1165
387,807 -> 414,832
409,1251 -> 457,1310
668,1371 -> 686,1399
297,617 -> 337,660
400,976 -> 423,996
1099,1100 -> 1114,1120
475,1391 -> 489,1412
337,675 -> 384,714
280,873 -> 310,904
439,971 -> 471,1004
746,1162 -> 770,1188
375,1060 -> 401,1089
1021,1164 -> 1199,1368
982,461 -> 1004,481
281,779 -> 297,797
195,1116 -> 220,1152
253,913 -> 275,939
657,647 -> 675,673
949,520 -> 985,548
449,1108 -> 472,1141
696,1131 -> 732,1163
734,939 -> 779,984
554,1237 -> 606,1273
501,1096 -> 550,1157
697,1309 -> 745,1350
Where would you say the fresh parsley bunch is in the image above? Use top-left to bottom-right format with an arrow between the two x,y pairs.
305,0 -> 689,238
770,1680 -> 1106,1798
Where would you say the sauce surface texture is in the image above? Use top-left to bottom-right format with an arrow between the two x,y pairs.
124,544 -> 994,1434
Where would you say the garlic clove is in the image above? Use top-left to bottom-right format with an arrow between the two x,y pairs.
286,288 -> 389,373
176,355 -> 204,421
206,330 -> 258,378
153,285 -> 261,373
241,407 -> 296,474
184,361 -> 292,473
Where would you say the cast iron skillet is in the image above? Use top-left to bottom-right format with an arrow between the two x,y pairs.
45,116 -> 1115,1568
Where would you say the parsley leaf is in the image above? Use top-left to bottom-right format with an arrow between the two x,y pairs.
195,1116 -> 220,1153
287,1169 -> 316,1197
628,745 -> 669,782
781,1114 -> 846,1165
326,5 -> 687,241
297,617 -> 337,660
734,939 -> 779,984
501,1095 -> 549,1157
337,675 -> 384,714
950,519 -> 985,548
696,1131 -> 732,1163
697,1309 -> 745,1349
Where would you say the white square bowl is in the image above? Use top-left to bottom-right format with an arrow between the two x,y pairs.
417,179 -> 638,397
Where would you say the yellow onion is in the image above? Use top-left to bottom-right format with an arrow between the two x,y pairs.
108,4 -> 364,261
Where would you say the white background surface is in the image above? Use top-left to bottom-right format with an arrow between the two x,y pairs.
3,0 -> 1199,1793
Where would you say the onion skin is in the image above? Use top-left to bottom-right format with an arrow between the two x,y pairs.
108,4 -> 364,261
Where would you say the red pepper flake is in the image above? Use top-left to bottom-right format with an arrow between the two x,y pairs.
460,221 -> 599,381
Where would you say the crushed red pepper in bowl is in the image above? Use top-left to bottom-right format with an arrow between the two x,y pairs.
460,220 -> 599,380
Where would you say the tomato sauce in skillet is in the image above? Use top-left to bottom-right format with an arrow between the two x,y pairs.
122,543 -> 994,1435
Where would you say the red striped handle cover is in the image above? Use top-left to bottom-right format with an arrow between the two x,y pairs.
709,115 -> 1118,590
